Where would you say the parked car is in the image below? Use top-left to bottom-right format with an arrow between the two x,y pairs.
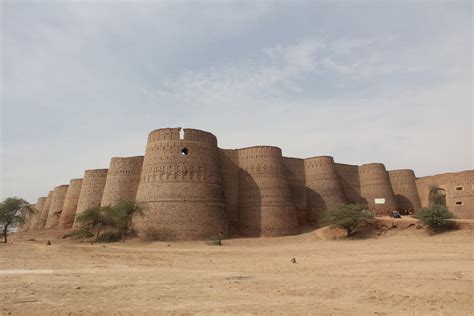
389,211 -> 401,218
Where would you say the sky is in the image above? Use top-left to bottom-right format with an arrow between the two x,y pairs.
1,0 -> 472,202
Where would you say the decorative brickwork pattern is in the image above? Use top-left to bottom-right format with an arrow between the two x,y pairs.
73,169 -> 108,226
237,146 -> 298,236
359,163 -> 398,215
304,156 -> 346,224
101,156 -> 144,207
135,128 -> 228,240
388,169 -> 421,212
416,170 -> 473,219
220,149 -> 240,233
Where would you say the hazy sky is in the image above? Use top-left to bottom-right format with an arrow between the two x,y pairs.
1,1 -> 472,202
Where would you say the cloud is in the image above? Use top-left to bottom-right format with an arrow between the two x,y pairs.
1,1 -> 472,202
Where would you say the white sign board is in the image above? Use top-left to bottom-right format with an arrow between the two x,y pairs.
374,198 -> 386,205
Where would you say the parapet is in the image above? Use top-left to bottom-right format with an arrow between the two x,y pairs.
58,178 -> 83,229
45,184 -> 69,229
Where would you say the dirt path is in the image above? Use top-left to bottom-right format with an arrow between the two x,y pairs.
1,228 -> 473,315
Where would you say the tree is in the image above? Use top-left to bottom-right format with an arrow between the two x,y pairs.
106,200 -> 144,242
0,197 -> 33,243
75,206 -> 113,240
414,205 -> 455,232
324,204 -> 374,236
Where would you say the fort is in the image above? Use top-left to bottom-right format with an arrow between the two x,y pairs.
26,127 -> 473,239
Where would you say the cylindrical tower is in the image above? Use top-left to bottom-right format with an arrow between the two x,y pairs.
20,204 -> 36,232
101,156 -> 144,207
73,169 -> 108,226
359,163 -> 398,215
220,149 -> 240,234
237,146 -> 298,237
37,191 -> 53,229
388,169 -> 422,213
29,196 -> 47,229
304,156 -> 346,224
58,178 -> 83,229
46,185 -> 69,229
135,128 -> 227,240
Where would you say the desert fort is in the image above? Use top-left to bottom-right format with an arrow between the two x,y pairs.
23,127 -> 473,240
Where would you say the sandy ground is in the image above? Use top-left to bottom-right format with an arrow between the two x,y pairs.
1,221 -> 473,315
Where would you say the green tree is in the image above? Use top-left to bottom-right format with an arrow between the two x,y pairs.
75,206 -> 113,240
106,200 -> 144,242
414,205 -> 455,232
0,197 -> 33,243
324,204 -> 374,236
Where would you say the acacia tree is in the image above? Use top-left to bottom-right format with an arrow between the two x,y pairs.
414,205 -> 455,232
75,206 -> 113,240
324,204 -> 374,236
106,200 -> 144,242
0,197 -> 33,243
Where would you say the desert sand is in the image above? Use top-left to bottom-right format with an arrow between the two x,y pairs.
1,221 -> 473,315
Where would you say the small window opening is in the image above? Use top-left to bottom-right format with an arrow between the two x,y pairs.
455,186 -> 463,191
455,201 -> 463,206
181,147 -> 188,156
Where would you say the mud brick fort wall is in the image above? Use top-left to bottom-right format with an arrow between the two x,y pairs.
46,184 -> 69,229
27,127 -> 473,239
416,170 -> 474,219
101,156 -> 144,207
59,178 -> 83,229
73,169 -> 108,226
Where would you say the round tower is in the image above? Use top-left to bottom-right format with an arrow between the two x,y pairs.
46,185 -> 69,229
359,163 -> 398,215
58,178 -> 83,229
135,128 -> 227,240
73,169 -> 108,226
29,196 -> 47,229
101,156 -> 144,207
237,146 -> 298,237
37,191 -> 53,229
388,169 -> 422,213
304,156 -> 346,224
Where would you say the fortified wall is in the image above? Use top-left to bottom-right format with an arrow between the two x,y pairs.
416,171 -> 474,219
27,127 -> 473,239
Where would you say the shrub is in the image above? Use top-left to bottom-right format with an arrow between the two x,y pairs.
96,231 -> 122,243
324,204 -> 374,236
207,233 -> 224,246
61,229 -> 94,240
414,205 -> 455,232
